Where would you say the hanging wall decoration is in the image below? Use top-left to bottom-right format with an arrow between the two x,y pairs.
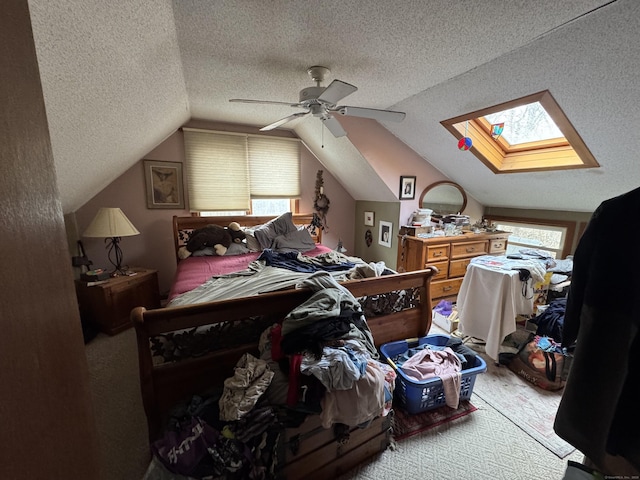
365,229 -> 373,247
458,120 -> 473,151
491,122 -> 505,140
311,170 -> 330,232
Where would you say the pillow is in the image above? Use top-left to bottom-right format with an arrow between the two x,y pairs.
225,242 -> 250,256
191,242 -> 250,257
243,228 -> 262,252
273,228 -> 316,253
253,212 -> 298,249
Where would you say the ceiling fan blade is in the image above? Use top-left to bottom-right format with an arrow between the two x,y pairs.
259,111 -> 309,131
322,115 -> 347,138
317,80 -> 358,105
230,98 -> 300,107
336,106 -> 406,123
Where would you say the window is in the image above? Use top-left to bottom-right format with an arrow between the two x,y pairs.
183,128 -> 300,211
201,199 -> 294,217
441,90 -> 599,174
491,219 -> 567,259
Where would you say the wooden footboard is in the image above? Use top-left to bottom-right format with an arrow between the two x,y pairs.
133,268 -> 435,443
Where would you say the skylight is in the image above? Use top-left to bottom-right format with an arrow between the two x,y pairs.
441,90 -> 599,173
483,102 -> 563,145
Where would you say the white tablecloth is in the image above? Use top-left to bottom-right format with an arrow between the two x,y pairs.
457,263 -> 535,360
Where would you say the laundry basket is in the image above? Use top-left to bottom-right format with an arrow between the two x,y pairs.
380,334 -> 486,414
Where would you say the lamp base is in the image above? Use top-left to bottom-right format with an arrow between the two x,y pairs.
105,236 -> 130,276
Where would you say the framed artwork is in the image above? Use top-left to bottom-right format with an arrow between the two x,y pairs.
144,160 -> 185,209
399,175 -> 417,200
364,211 -> 375,226
379,221 -> 393,248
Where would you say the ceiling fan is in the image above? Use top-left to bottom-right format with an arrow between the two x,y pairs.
229,66 -> 406,137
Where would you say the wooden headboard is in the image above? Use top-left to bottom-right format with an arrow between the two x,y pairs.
172,213 -> 321,263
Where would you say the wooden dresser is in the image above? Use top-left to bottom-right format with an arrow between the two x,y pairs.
396,231 -> 510,304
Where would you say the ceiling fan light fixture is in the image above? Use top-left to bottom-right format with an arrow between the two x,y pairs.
229,66 -> 405,137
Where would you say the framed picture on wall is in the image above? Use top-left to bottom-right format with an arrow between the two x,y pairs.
399,175 -> 416,200
144,160 -> 185,209
379,221 -> 392,248
364,211 -> 375,226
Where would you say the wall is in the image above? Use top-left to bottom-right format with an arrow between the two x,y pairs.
1,1 -> 100,477
73,120 -> 355,295
354,201 -> 401,269
339,115 -> 485,226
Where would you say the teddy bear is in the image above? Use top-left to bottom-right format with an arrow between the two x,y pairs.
178,222 -> 246,259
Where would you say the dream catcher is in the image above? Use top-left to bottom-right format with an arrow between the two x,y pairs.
311,170 -> 330,232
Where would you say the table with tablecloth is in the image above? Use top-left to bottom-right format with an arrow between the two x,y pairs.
456,259 -> 537,360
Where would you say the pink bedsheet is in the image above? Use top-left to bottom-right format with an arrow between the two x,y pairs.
168,245 -> 333,301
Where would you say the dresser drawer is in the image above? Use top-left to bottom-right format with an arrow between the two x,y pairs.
427,261 -> 449,281
448,258 -> 473,278
450,240 -> 488,259
430,278 -> 464,299
426,244 -> 449,262
488,237 -> 508,254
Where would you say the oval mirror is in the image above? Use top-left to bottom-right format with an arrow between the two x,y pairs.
419,181 -> 467,215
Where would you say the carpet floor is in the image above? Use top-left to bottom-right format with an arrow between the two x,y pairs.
472,352 -> 576,458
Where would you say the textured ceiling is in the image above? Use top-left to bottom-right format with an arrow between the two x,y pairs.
28,0 -> 639,214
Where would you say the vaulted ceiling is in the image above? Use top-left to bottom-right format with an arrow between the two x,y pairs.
29,0 -> 639,214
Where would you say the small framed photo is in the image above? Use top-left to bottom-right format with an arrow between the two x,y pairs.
364,211 -> 375,227
399,175 -> 416,200
144,160 -> 185,209
379,221 -> 393,248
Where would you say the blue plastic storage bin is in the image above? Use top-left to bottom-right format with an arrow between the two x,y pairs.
380,334 -> 487,415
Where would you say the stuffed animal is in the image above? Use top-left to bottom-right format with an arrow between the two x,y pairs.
178,222 -> 246,259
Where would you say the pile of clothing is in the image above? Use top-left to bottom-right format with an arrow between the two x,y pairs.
146,271 -> 396,480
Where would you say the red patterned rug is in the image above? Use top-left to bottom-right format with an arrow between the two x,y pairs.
392,401 -> 478,441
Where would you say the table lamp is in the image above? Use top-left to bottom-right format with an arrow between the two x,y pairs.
83,207 -> 140,276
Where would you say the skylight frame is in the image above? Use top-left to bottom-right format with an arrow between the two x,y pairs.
441,90 -> 599,174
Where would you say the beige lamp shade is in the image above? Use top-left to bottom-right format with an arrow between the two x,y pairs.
83,207 -> 140,238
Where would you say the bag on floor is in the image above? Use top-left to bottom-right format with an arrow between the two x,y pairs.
507,336 -> 571,391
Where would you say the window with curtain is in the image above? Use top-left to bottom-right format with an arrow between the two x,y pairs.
183,128 -> 301,211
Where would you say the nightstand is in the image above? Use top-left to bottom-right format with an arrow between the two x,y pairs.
75,268 -> 161,335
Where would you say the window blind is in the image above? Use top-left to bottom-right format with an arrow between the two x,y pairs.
248,136 -> 300,198
183,130 -> 250,211
183,128 -> 300,211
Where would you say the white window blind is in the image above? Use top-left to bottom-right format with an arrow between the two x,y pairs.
183,129 -> 300,211
183,130 -> 250,211
248,136 -> 300,198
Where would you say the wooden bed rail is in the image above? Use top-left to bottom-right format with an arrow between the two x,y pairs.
133,268 -> 436,441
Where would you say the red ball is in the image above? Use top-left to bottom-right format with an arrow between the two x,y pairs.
458,137 -> 472,151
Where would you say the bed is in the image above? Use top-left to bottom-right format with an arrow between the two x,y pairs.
133,213 -> 437,479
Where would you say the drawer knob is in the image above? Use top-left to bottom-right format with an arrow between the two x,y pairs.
434,252 -> 442,257
466,247 -> 475,252
443,286 -> 452,291
495,243 -> 503,248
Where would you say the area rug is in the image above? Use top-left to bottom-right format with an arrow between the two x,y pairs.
472,354 -> 576,458
392,401 -> 477,441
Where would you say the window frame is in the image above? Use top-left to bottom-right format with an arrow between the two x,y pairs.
484,215 -> 575,259
440,90 -> 599,174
